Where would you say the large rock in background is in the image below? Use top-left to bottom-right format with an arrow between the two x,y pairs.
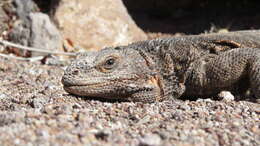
51,0 -> 147,50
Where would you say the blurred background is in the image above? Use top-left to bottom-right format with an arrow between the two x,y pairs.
36,0 -> 260,33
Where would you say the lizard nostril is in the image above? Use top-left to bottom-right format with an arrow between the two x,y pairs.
72,70 -> 79,75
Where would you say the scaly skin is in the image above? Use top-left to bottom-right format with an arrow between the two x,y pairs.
62,30 -> 260,102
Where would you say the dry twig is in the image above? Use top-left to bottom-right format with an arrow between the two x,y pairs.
0,40 -> 77,56
0,53 -> 44,61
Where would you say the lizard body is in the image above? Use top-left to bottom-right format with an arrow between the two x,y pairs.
62,30 -> 260,102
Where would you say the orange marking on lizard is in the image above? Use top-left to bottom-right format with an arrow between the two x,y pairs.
147,76 -> 165,101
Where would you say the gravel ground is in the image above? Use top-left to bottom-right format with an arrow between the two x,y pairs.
0,48 -> 259,145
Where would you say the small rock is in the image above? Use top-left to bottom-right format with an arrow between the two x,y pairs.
171,111 -> 184,121
218,91 -> 235,101
31,96 -> 49,109
9,0 -> 63,57
256,99 -> 260,104
0,93 -> 8,100
94,130 -> 110,141
139,133 -> 162,146
29,12 -> 63,56
35,129 -> 50,139
14,139 -> 21,145
43,104 -> 55,115
57,104 -> 73,115
136,115 -> 151,125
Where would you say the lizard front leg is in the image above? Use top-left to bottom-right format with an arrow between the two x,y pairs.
184,48 -> 260,99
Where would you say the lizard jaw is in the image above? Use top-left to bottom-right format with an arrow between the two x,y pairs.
62,76 -> 164,102
62,78 -> 142,99
63,80 -> 127,98
63,85 -> 124,99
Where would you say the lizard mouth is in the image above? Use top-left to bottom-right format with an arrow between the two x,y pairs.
63,83 -> 132,100
62,78 -> 138,99
62,75 -> 164,103
63,81 -> 110,87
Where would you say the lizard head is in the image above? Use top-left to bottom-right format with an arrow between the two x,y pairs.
62,46 -> 164,103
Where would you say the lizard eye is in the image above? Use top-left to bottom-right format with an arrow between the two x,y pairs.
105,58 -> 115,67
98,56 -> 118,72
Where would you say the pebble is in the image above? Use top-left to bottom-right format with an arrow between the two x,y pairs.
139,133 -> 162,146
218,91 -> 235,101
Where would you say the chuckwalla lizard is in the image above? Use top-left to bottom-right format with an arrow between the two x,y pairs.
62,30 -> 260,102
